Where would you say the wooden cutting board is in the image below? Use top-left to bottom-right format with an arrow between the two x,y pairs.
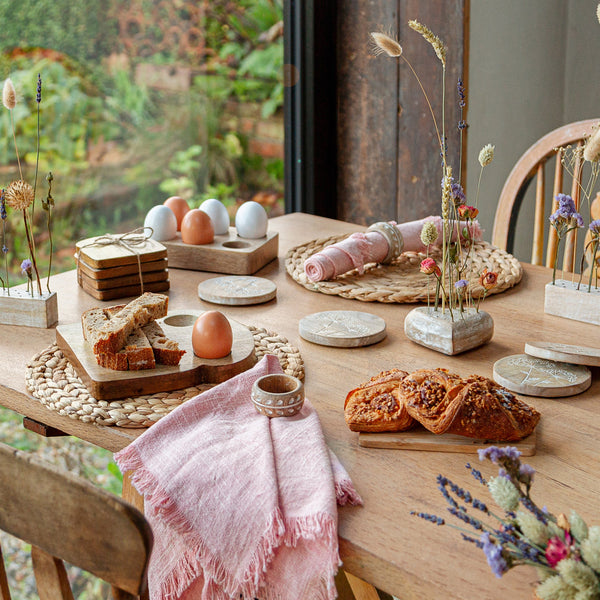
56,310 -> 256,400
358,427 -> 536,455
162,228 -> 278,274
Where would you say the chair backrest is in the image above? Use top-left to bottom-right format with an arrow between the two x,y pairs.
0,442 -> 152,599
492,118 -> 598,270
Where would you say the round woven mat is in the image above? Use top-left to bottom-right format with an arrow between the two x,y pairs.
26,326 -> 304,428
285,235 -> 523,303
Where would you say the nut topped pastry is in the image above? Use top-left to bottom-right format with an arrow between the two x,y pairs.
344,369 -> 414,432
401,369 -> 540,441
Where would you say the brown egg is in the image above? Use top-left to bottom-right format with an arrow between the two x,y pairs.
181,209 -> 215,245
163,196 -> 190,231
192,311 -> 233,359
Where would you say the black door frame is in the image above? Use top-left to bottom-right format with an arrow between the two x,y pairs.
284,0 -> 337,218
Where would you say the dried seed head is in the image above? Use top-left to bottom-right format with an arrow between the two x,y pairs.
5,180 -> 34,210
370,31 -> 403,58
479,144 -> 495,167
583,126 -> 600,162
2,78 -> 16,110
441,166 -> 452,221
420,220 -> 439,246
408,20 -> 447,66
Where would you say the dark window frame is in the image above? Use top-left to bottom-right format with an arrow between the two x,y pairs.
284,0 -> 337,218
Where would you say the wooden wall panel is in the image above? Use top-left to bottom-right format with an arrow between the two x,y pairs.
337,0 -> 469,226
337,1 -> 399,225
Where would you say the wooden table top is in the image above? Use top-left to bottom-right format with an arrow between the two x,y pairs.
1,212 -> 599,600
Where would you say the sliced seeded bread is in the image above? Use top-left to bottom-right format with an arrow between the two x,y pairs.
141,320 -> 185,366
87,292 -> 168,355
95,327 -> 156,371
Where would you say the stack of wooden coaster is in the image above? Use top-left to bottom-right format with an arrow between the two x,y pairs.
76,235 -> 169,301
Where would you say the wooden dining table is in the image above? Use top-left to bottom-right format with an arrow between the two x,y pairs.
1,212 -> 599,600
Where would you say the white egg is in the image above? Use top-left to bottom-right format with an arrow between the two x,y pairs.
235,201 -> 268,239
199,198 -> 230,235
144,205 -> 177,241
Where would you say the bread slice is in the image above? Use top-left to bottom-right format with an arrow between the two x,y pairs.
87,292 -> 168,355
95,328 -> 156,371
81,307 -> 111,343
142,321 -> 185,366
83,304 -> 155,371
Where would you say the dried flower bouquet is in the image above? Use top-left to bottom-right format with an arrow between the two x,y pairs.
371,22 -> 498,319
414,446 -> 600,600
372,21 -> 498,353
0,74 -> 57,328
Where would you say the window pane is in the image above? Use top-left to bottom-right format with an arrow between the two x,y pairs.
0,0 -> 284,286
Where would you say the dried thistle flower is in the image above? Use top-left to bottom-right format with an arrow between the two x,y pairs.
5,180 -> 34,210
479,144 -> 495,167
408,20 -> 447,66
583,126 -> 600,162
420,221 -> 439,246
2,78 -> 16,110
370,31 -> 402,57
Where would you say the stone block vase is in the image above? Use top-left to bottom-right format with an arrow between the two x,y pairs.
404,306 -> 493,355
544,279 -> 600,326
0,288 -> 58,328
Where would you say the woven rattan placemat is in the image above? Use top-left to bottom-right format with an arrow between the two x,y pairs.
285,235 -> 523,303
26,326 -> 304,428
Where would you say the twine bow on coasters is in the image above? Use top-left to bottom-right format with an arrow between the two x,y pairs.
76,226 -> 154,293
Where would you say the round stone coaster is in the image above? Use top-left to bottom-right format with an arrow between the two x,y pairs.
299,310 -> 386,348
197,276 -> 277,306
524,341 -> 600,367
493,354 -> 592,397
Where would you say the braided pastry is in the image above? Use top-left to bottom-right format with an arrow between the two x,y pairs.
344,369 -> 414,432
400,369 -> 540,441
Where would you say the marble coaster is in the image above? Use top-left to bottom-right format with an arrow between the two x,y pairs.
299,310 -> 386,347
493,354 -> 592,397
197,276 -> 277,305
524,341 -> 600,367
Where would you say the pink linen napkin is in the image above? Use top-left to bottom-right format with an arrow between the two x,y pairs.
304,216 -> 483,282
115,354 -> 362,600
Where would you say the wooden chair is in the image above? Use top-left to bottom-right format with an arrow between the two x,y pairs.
0,442 -> 152,600
492,118 -> 598,271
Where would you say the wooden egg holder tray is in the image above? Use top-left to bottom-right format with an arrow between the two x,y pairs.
56,310 -> 257,400
161,228 -> 278,274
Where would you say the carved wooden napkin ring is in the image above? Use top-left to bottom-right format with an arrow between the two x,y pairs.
367,221 -> 404,263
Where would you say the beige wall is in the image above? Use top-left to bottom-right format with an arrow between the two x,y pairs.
466,0 -> 600,260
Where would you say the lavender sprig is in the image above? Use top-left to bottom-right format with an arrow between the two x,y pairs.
0,189 -> 7,293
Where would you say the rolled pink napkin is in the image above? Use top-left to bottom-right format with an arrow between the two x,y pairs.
115,354 -> 362,600
304,216 -> 483,282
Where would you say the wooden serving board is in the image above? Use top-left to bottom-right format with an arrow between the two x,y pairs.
162,228 -> 278,274
77,257 -> 168,280
56,310 -> 256,400
358,427 -> 536,455
76,237 -> 167,269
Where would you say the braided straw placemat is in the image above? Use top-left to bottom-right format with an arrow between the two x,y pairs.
26,326 -> 304,428
285,235 -> 523,303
